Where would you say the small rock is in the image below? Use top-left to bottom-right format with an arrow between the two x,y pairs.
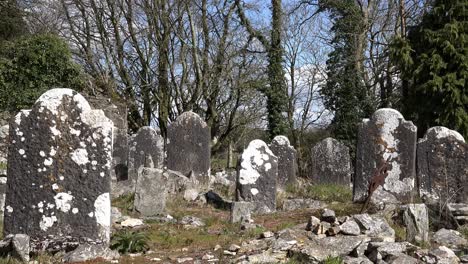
343,256 -> 373,264
340,220 -> 361,236
180,216 -> 205,228
228,244 -> 241,252
313,222 -> 331,235
433,228 -> 468,249
326,226 -> 340,236
177,257 -> 193,263
183,188 -> 199,201
261,231 -> 274,239
111,207 -> 123,223
429,246 -> 460,264
214,244 -> 222,251
62,244 -> 120,263
321,208 -> 336,223
150,257 -> 162,261
121,218 -> 144,227
306,216 -> 321,231
224,250 -> 236,256
11,234 -> 30,262
202,254 -> 215,260
353,214 -> 395,242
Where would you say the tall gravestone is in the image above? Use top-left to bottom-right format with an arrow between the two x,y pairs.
4,88 -> 113,246
236,140 -> 278,213
310,137 -> 351,186
269,136 -> 297,189
354,108 -> 417,202
167,111 -> 211,189
417,127 -> 467,204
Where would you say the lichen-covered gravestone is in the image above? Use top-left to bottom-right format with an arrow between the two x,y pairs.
354,108 -> 417,202
167,111 -> 211,188
417,127 -> 468,204
236,140 -> 278,213
310,137 -> 351,186
4,88 -> 113,247
134,168 -> 166,217
269,136 -> 297,189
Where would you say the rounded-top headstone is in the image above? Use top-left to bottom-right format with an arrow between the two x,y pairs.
310,137 -> 351,186
269,136 -> 297,189
4,88 -> 113,246
418,126 -> 467,204
129,126 -> 164,175
167,111 -> 211,188
354,108 -> 417,202
236,139 -> 278,213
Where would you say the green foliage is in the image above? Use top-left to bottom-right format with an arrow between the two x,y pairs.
391,0 -> 468,138
0,34 -> 84,113
322,256 -> 343,264
0,0 -> 27,42
306,184 -> 352,203
110,230 -> 149,254
459,224 -> 468,240
111,192 -> 135,215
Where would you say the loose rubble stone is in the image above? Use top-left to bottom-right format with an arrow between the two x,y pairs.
134,168 -> 166,217
236,140 -> 278,214
433,228 -> 468,249
180,216 -> 205,228
311,137 -> 352,186
269,136 -> 297,189
121,218 -> 144,228
230,201 -> 253,223
417,126 -> 468,204
353,214 -> 395,242
183,188 -> 199,201
343,256 -> 373,264
4,89 -> 113,247
403,204 -> 429,244
306,216 -> 321,231
167,111 -> 211,188
247,250 -> 287,263
340,220 -> 361,236
62,244 -> 120,263
321,208 -> 336,223
429,246 -> 460,264
354,108 -> 417,202
366,242 -> 416,263
11,234 -> 30,262
282,199 -> 325,211
111,207 -> 123,224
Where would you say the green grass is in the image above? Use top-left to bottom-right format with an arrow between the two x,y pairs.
458,224 -> 468,240
322,256 -> 343,264
0,162 -> 6,170
305,184 -> 352,203
111,193 -> 135,216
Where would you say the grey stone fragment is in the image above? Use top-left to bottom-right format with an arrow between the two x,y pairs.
4,89 -> 113,245
167,111 -> 211,188
247,250 -> 287,263
134,168 -> 166,217
353,214 -> 395,242
62,244 -> 120,263
306,216 -> 321,231
230,201 -> 253,223
428,246 -> 460,264
385,253 -> 420,264
11,234 -> 30,262
236,140 -> 278,214
417,127 -> 468,204
403,204 -> 429,244
343,256 -> 373,264
269,136 -> 297,189
180,216 -> 205,228
340,220 -> 361,236
433,228 -> 468,249
366,242 -> 416,263
282,199 -> 325,211
311,137 -> 352,186
354,108 -> 417,202
111,207 -> 122,224
321,208 -> 336,223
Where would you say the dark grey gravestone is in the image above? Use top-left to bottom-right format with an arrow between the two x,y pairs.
310,137 -> 351,186
167,111 -> 211,189
4,88 -> 113,246
134,168 -> 166,217
354,108 -> 417,202
236,139 -> 278,214
269,136 -> 297,189
417,126 -> 467,204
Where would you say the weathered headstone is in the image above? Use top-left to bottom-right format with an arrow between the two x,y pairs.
4,88 -> 113,246
236,139 -> 278,213
403,204 -> 429,244
310,137 -> 351,186
354,108 -> 417,202
269,136 -> 297,189
134,168 -> 166,217
417,126 -> 467,204
167,111 -> 211,188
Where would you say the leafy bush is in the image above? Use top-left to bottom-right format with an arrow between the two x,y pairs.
110,230 -> 149,254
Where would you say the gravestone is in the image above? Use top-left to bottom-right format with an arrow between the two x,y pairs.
417,126 -> 467,204
4,88 -> 113,246
269,136 -> 297,189
134,168 -> 166,217
167,111 -> 211,188
354,108 -> 417,202
310,137 -> 351,186
236,139 -> 278,213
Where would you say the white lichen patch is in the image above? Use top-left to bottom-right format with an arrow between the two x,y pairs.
70,148 -> 89,165
54,192 -> 74,213
88,212 -> 94,217
70,127 -> 81,136
59,176 -> 64,181
18,149 -> 25,155
35,88 -> 91,115
52,183 -> 59,190
50,148 -> 56,156
100,172 -> 105,177
251,188 -> 259,195
39,151 -> 46,157
39,215 -> 57,231
44,158 -> 53,166
94,193 -> 111,241
420,126 -> 465,143
271,135 -> 291,146
72,208 -> 79,214
6,205 -> 13,213
238,140 -> 276,185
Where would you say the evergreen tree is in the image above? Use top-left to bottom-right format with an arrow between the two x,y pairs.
0,0 -> 27,42
391,0 -> 468,138
320,0 -> 375,151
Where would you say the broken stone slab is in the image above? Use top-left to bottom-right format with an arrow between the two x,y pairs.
134,168 -> 166,217
343,256 -> 373,264
354,108 -> 417,202
235,139 -> 278,214
62,244 -> 120,263
180,216 -> 205,228
321,208 -> 336,223
120,218 -> 144,228
230,201 -> 253,223
247,249 -> 287,263
353,214 -> 395,242
428,246 -> 460,264
306,216 -> 321,231
282,199 -> 325,211
4,88 -> 113,245
340,219 -> 361,236
111,207 -> 123,224
418,126 -> 468,204
366,242 -> 417,263
433,228 -> 468,250
310,137 -> 352,186
167,111 -> 211,189
313,222 -> 331,235
269,136 -> 297,189
0,234 -> 30,262
403,204 -> 429,244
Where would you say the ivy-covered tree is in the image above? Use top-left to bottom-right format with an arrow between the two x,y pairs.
0,0 -> 27,42
320,0 -> 375,150
391,0 -> 467,138
0,34 -> 84,112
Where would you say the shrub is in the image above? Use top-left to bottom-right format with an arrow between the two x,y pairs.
110,230 -> 149,254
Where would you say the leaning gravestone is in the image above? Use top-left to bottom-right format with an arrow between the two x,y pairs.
354,108 -> 417,202
269,136 -> 297,189
167,111 -> 211,188
4,88 -> 113,247
417,126 -> 468,204
310,137 -> 351,186
134,168 -> 166,217
236,140 -> 278,213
